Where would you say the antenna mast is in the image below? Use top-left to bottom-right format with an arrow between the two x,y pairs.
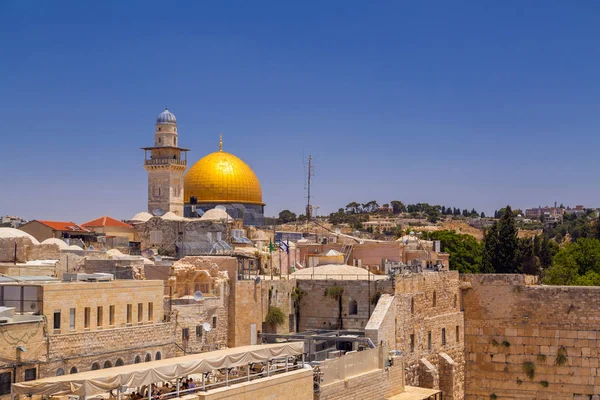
305,154 -> 314,232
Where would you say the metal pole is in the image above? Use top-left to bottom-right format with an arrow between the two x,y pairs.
117,389 -> 121,400
267,361 -> 270,377
202,374 -> 205,391
285,357 -> 288,372
301,353 -> 305,367
225,369 -> 229,386
247,364 -> 250,382
176,379 -> 180,397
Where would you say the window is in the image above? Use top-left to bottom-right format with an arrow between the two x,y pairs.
432,291 -> 437,307
453,294 -> 457,308
53,310 -> 61,330
212,316 -> 217,328
116,359 -> 124,367
427,331 -> 432,350
155,352 -> 162,360
145,353 -> 151,362
196,325 -> 203,338
91,363 -> 100,371
134,356 -> 141,364
150,231 -> 162,244
456,325 -> 460,343
410,298 -> 414,314
442,328 -> 446,346
0,372 -> 10,395
174,138 -> 177,146
69,308 -> 76,330
84,307 -> 90,328
97,306 -> 103,327
104,361 -> 112,369
148,302 -> 154,321
138,303 -> 143,323
24,368 -> 36,381
109,305 -> 115,326
69,367 -> 78,374
158,137 -> 161,143
127,304 -> 132,324
348,300 -> 358,315
410,334 -> 415,353
182,328 -> 189,341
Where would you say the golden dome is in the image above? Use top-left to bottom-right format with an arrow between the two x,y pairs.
184,144 -> 263,205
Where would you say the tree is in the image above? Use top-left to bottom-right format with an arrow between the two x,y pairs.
390,200 -> 406,214
277,210 -> 297,224
362,200 -> 379,213
462,209 -> 469,217
454,208 -> 461,216
481,205 -> 520,273
480,212 -> 486,218
427,230 -> 483,273
595,218 -> 600,240
346,202 -> 361,214
543,238 -> 600,285
519,238 -> 540,275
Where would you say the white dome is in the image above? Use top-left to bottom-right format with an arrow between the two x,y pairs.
0,228 -> 40,244
67,244 -> 83,250
41,238 -> 69,250
200,208 -> 232,222
131,212 -> 153,222
162,211 -> 185,221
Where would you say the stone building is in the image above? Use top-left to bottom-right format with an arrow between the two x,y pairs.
0,275 -> 177,390
19,220 -> 96,244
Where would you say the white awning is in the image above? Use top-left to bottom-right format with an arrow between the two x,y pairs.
12,342 -> 304,397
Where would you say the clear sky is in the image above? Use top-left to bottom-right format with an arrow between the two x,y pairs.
1,1 -> 599,222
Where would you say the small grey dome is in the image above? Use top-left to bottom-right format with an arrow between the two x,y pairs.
157,107 -> 176,124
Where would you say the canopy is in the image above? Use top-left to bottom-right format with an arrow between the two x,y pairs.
13,342 -> 304,397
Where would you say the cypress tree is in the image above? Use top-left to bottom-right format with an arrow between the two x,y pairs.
496,205 -> 520,273
481,223 -> 499,273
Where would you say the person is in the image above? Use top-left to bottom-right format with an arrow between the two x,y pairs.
181,379 -> 188,390
188,379 -> 196,389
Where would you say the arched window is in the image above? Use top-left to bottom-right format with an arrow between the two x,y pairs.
116,358 -> 124,367
411,297 -> 415,314
145,353 -> 152,362
155,351 -> 162,361
433,291 -> 437,307
453,294 -> 457,308
348,299 -> 358,315
104,361 -> 112,369
158,137 -> 161,143
158,127 -> 161,131
69,367 -> 78,374
134,355 -> 141,364
91,362 -> 100,371
56,368 -> 65,376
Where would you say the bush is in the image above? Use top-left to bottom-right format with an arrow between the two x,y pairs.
540,381 -> 549,388
523,362 -> 535,379
265,306 -> 286,326
555,346 -> 568,365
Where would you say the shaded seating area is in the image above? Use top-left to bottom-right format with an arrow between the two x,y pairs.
12,343 -> 305,400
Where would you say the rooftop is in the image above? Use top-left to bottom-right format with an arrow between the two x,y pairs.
81,216 -> 133,229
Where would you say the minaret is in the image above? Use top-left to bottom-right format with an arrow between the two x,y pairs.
142,107 -> 189,216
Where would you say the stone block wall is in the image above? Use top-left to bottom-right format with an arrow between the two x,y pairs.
462,274 -> 600,399
297,279 -> 392,331
318,361 -> 404,400
229,278 -> 295,347
394,271 -> 465,399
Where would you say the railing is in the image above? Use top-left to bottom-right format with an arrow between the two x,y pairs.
144,159 -> 187,166
138,357 -> 305,400
320,347 -> 381,385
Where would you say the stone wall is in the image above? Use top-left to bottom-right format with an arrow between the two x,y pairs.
394,271 -> 465,400
44,322 -> 177,376
40,280 -> 165,332
229,278 -> 295,347
197,368 -> 313,400
297,279 -> 392,331
462,274 -> 600,400
365,294 -> 397,347
173,297 -> 229,353
318,360 -> 404,400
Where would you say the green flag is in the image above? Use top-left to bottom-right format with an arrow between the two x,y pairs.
269,239 -> 274,253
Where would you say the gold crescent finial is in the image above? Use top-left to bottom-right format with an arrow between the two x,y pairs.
219,134 -> 223,151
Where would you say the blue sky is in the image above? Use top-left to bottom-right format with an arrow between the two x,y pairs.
1,1 -> 599,222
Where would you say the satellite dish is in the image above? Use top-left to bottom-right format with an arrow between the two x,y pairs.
215,205 -> 227,211
193,291 -> 204,301
254,276 -> 261,284
335,228 -> 341,235
155,255 -> 162,262
152,208 -> 165,217
202,322 -> 212,332
141,249 -> 154,258
119,386 -> 128,393
409,231 -> 415,236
